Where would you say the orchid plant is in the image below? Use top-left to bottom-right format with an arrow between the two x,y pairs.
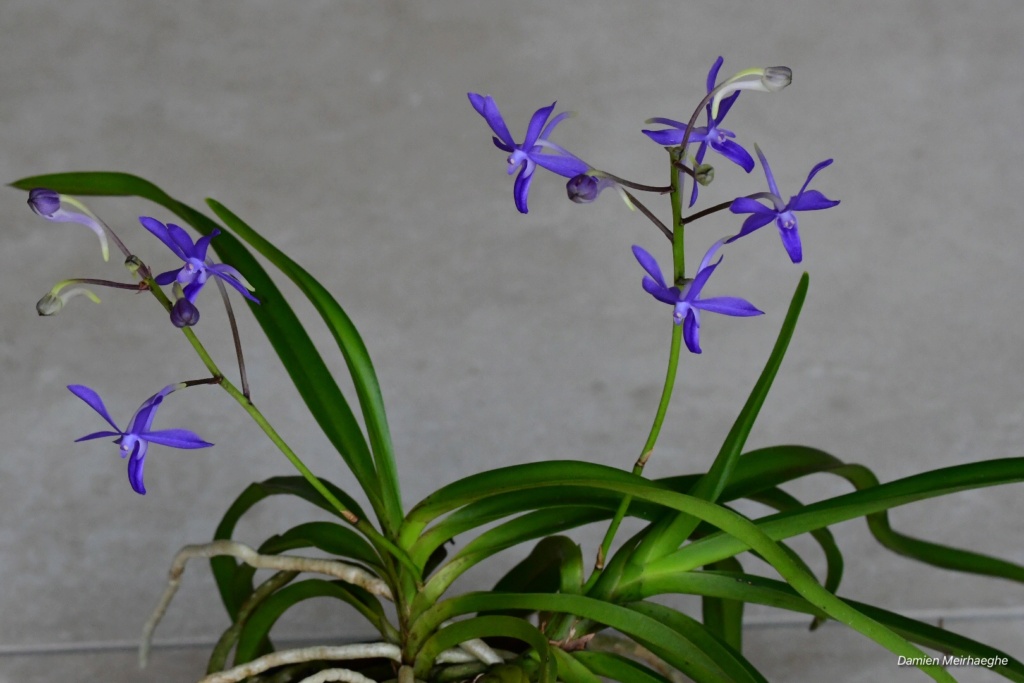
12,58 -> 1024,683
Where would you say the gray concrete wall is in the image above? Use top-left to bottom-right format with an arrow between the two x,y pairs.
1,1 -> 1022,680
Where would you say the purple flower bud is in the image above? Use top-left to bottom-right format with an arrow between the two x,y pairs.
25,189 -> 110,261
566,174 -> 600,203
28,188 -> 61,218
170,298 -> 200,327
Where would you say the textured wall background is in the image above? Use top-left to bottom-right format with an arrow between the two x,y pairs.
1,1 -> 1022,680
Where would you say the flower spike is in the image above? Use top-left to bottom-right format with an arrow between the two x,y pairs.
728,145 -> 839,263
632,240 -> 762,353
68,383 -> 213,494
27,188 -> 110,261
469,93 -> 589,213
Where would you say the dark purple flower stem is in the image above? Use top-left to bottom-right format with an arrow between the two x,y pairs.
597,173 -> 672,194
62,277 -> 151,292
683,193 -> 763,224
211,275 -> 251,401
621,189 -> 673,242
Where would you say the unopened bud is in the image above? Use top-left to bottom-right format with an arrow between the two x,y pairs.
170,298 -> 200,328
36,282 -> 101,316
694,163 -> 715,187
36,293 -> 63,316
27,188 -> 61,218
761,66 -> 792,92
125,255 -> 143,274
25,190 -> 111,262
711,66 -> 793,119
567,174 -> 601,203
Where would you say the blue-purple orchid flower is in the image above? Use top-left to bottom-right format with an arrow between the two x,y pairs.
469,93 -> 589,214
643,57 -> 756,206
140,217 -> 259,305
728,145 -> 839,263
68,384 -> 213,495
633,240 -> 762,354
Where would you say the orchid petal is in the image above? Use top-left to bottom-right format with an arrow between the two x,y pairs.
140,217 -> 187,260
754,145 -> 782,197
798,158 -> 835,195
523,102 -> 556,148
682,311 -> 702,353
729,197 -> 774,216
733,211 -> 777,239
631,245 -> 667,288
127,442 -> 149,495
714,90 -> 741,121
468,93 -> 515,149
687,257 -> 721,300
127,384 -> 177,435
778,224 -> 804,263
531,153 -> 589,179
642,129 -> 685,146
141,428 -> 214,449
695,296 -> 764,317
714,138 -> 755,172
74,430 -> 123,442
165,223 -> 197,256
540,110 -> 573,139
513,169 -> 533,214
642,277 -> 678,304
789,190 -> 840,212
192,230 -> 220,262
68,385 -> 121,432
210,266 -> 261,303
697,238 -> 728,273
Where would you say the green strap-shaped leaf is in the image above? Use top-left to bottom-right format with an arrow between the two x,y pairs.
573,651 -> 672,683
646,457 -> 1024,579
417,509 -> 594,611
411,477 -> 953,680
410,445 -> 851,566
207,570 -> 297,674
10,172 -> 386,523
206,198 -> 403,535
747,487 -> 845,596
479,536 -> 582,620
413,616 -> 555,683
639,571 -> 1024,683
701,557 -> 745,651
234,579 -> 396,665
415,592 -> 752,683
551,648 -> 604,683
405,461 -> 667,537
819,454 -> 1024,585
627,601 -> 766,683
211,476 -> 370,618
411,486 -> 646,567
629,274 -> 809,566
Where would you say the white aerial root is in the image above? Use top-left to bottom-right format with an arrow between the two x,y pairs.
296,668 -> 380,683
193,642 -> 498,683
140,540 -> 393,667
197,643 -> 401,683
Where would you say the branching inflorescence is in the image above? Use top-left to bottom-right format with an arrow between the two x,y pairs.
13,55 -> 1024,683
